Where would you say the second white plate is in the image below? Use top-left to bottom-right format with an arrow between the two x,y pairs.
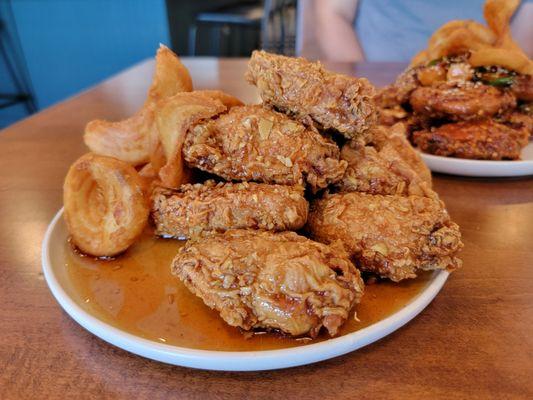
420,142 -> 533,177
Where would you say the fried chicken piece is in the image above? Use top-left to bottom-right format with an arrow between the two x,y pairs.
375,67 -> 428,126
307,192 -> 463,282
336,124 -> 433,197
419,63 -> 452,85
404,113 -> 434,139
183,105 -> 347,192
510,75 -> 533,102
172,230 -> 364,337
412,119 -> 529,160
504,110 -> 533,136
378,105 -> 408,126
375,67 -> 420,109
245,50 -> 376,139
410,82 -> 516,120
151,181 -> 308,239
372,123 -> 433,184
336,140 -> 435,198
375,60 -> 470,111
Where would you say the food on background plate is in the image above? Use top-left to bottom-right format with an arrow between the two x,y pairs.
246,50 -> 376,140
307,192 -> 463,282
151,181 -> 308,239
63,153 -> 149,257
412,119 -> 529,160
61,45 -> 462,341
182,105 -> 347,192
172,230 -> 364,337
376,0 -> 533,161
409,82 -> 516,121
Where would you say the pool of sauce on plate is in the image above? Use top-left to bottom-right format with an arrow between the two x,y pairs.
64,232 -> 433,351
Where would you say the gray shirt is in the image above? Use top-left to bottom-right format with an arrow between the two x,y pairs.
354,0 -> 526,61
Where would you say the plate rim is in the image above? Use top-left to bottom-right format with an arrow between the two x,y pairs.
42,208 -> 449,371
421,151 -> 533,166
418,142 -> 533,177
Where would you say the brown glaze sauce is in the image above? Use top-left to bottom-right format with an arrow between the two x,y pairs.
63,231 -> 433,351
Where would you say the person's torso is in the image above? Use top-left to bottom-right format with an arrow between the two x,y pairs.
355,0 -> 485,61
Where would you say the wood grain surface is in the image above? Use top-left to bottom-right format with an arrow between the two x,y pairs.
0,58 -> 532,400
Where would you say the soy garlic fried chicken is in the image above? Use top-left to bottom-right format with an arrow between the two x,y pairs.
245,50 -> 376,139
151,181 -> 308,239
378,106 -> 408,127
510,75 -> 533,102
375,0 -> 533,162
506,109 -> 533,134
382,62 -> 532,159
336,124 -> 434,197
375,67 -> 425,126
172,230 -> 364,337
376,67 -> 420,109
307,193 -> 463,282
412,119 -> 529,160
410,82 -> 516,121
183,105 -> 347,192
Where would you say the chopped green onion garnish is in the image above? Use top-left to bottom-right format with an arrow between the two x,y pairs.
486,76 -> 514,86
428,59 -> 441,66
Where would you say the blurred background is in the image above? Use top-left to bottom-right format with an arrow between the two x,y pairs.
1,0 -> 531,128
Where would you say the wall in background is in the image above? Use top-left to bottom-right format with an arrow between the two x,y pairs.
0,51 -> 28,128
1,0 -> 169,128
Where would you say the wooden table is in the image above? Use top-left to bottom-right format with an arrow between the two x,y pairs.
1,58 -> 532,400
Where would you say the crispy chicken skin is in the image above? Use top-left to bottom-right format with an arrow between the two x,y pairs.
371,124 -> 432,184
378,105 -> 408,126
335,124 -> 433,197
336,141 -> 435,198
505,110 -> 533,135
307,193 -> 463,282
183,105 -> 347,192
375,67 -> 420,109
245,50 -> 376,139
151,181 -> 308,239
410,82 -> 516,121
412,119 -> 529,160
510,75 -> 533,102
172,230 -> 364,337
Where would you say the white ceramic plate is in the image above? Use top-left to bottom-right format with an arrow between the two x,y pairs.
420,142 -> 533,177
42,209 -> 449,371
